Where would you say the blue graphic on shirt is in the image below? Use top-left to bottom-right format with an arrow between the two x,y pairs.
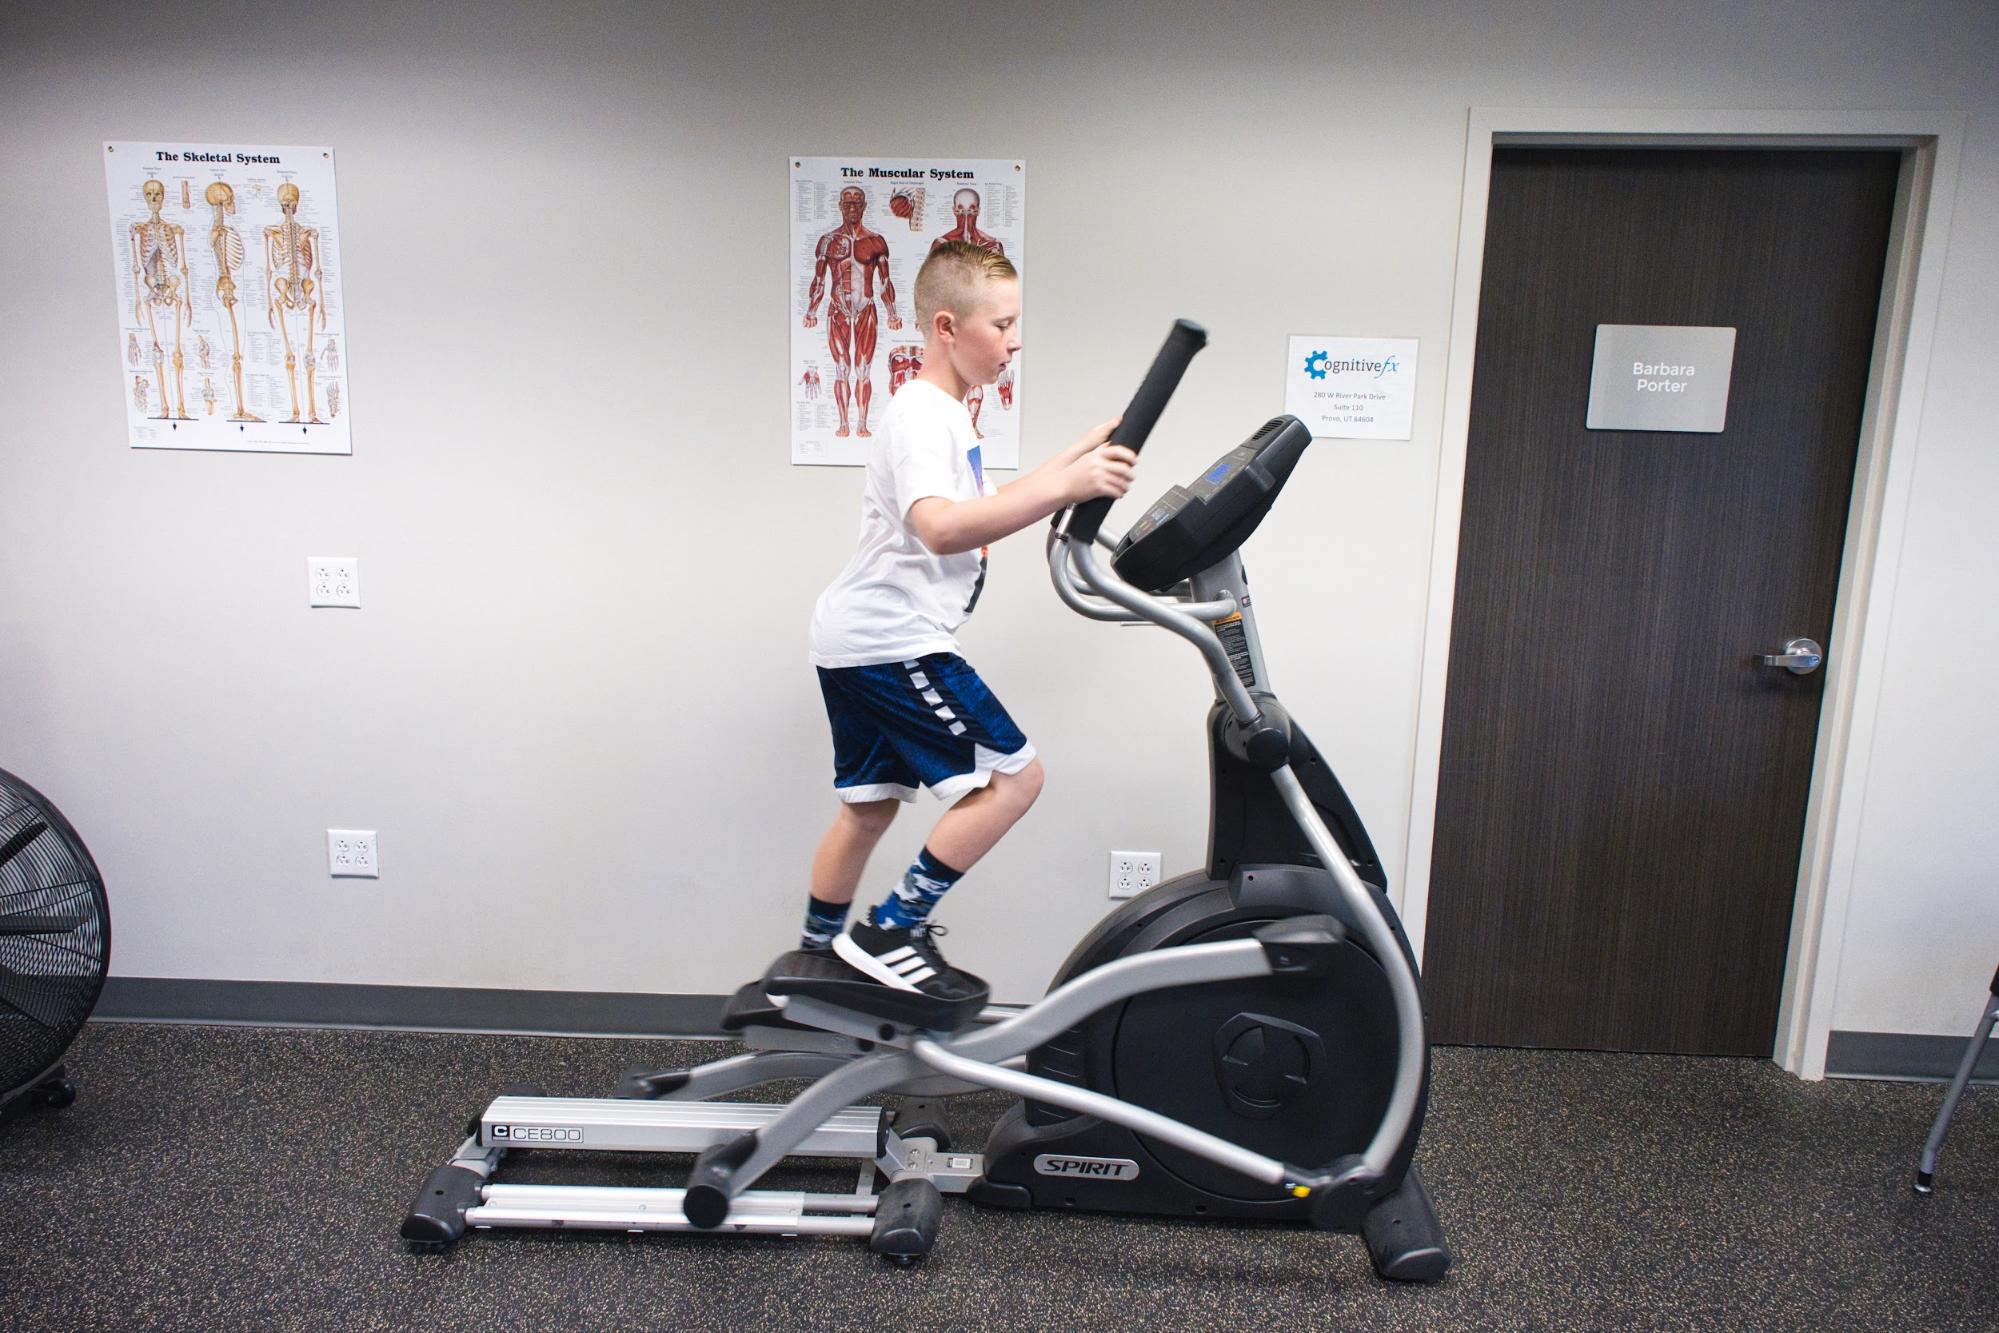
964,443 -> 988,615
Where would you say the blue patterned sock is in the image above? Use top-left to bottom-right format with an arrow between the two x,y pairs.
872,847 -> 965,931
800,895 -> 851,951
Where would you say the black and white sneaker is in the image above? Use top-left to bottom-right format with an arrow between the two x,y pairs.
834,915 -> 987,1001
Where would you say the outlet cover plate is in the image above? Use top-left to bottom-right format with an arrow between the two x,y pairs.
308,556 -> 361,608
328,829 -> 378,878
1108,850 -> 1161,899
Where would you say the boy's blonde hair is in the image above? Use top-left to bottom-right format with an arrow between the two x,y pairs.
914,241 -> 1018,337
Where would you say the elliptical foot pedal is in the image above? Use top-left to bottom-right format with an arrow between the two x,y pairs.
760,949 -> 989,1032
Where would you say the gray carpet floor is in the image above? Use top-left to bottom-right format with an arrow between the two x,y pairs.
1,1023 -> 1993,1331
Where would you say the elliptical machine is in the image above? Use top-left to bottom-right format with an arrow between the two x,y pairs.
404,321 -> 1449,1282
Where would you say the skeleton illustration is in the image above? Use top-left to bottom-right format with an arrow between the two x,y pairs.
320,336 -> 340,373
196,333 -> 212,369
204,182 -> 262,422
931,189 -> 1007,437
804,187 -> 899,438
130,179 -> 192,419
264,182 -> 327,424
126,332 -> 142,367
201,377 -> 216,415
327,382 -> 341,419
180,180 -> 191,210
132,375 -> 149,416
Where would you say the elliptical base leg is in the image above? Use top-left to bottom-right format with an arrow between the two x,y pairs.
870,1177 -> 943,1264
1361,1168 -> 1451,1284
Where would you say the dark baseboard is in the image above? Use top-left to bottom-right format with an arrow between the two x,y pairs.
94,976 -> 730,1038
90,982 -> 1998,1081
1826,1028 -> 1999,1082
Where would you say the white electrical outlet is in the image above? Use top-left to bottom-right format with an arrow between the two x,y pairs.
308,556 -> 361,608
1108,850 -> 1162,899
328,829 -> 378,879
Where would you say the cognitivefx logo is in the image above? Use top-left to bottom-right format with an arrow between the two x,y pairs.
1303,349 -> 1401,380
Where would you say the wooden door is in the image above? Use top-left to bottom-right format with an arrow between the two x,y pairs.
1423,147 -> 1900,1055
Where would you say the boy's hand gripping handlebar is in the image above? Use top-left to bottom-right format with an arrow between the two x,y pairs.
1061,319 -> 1208,544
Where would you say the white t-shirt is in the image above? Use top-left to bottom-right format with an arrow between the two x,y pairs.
809,380 -> 994,668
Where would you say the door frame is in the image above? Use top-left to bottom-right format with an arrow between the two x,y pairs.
1401,108 -> 1966,1080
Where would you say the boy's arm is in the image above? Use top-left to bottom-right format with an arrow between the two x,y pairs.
907,418 -> 1134,556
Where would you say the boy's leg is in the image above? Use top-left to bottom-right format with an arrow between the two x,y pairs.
925,758 -> 1045,873
838,761 -> 1042,993
806,664 -> 919,951
800,798 -> 898,950
871,759 -> 1046,930
830,654 -> 1035,996
863,759 -> 1047,939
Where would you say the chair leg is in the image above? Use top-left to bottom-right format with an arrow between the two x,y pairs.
1915,976 -> 1999,1195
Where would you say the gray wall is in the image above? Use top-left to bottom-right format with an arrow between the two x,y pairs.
3,1 -> 1994,1042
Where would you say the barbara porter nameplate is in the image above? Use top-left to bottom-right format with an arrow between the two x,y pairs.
1586,324 -> 1736,433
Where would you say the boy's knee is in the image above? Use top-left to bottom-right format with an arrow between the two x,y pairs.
841,798 -> 900,836
1003,759 -> 1045,811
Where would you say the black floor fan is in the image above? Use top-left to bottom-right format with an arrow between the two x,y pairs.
0,768 -> 111,1126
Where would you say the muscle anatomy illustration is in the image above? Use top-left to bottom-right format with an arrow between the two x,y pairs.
804,187 -> 899,438
888,344 -> 924,395
935,188 -> 1004,255
130,179 -> 193,419
264,182 -> 327,424
204,182 -> 262,422
888,187 -> 926,231
996,362 -> 1015,408
930,189 -> 1007,435
801,366 -> 821,400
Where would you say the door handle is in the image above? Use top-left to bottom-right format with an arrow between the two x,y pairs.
1760,637 -> 1824,675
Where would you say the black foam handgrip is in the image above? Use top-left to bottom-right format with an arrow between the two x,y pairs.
1066,319 -> 1208,543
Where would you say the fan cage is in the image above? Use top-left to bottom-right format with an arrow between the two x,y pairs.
0,768 -> 112,1104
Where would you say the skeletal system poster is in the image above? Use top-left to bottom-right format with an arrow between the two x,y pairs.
791,157 -> 1024,468
105,141 -> 350,454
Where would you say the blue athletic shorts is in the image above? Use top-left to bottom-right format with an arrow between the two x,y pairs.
817,653 -> 1037,804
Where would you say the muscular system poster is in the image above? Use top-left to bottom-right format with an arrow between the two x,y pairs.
104,141 -> 350,454
790,157 -> 1024,468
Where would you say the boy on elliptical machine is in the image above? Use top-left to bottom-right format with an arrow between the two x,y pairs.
800,241 -> 1138,999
